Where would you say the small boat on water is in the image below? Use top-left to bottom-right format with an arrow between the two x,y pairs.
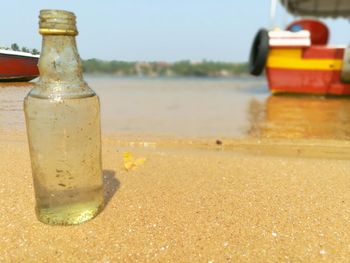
250,0 -> 350,95
0,49 -> 39,82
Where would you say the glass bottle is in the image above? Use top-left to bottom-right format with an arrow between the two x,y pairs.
24,10 -> 104,225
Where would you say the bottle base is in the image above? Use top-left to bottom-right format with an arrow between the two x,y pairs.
36,201 -> 104,225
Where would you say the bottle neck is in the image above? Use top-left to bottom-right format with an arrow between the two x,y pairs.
39,35 -> 83,83
33,35 -> 94,99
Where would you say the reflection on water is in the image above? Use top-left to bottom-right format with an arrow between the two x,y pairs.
248,95 -> 350,140
2,77 -> 350,141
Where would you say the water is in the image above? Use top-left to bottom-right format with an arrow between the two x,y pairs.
2,76 -> 350,140
24,94 -> 104,225
88,76 -> 269,137
249,95 -> 350,139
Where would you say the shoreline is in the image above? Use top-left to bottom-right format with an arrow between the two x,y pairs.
4,128 -> 350,160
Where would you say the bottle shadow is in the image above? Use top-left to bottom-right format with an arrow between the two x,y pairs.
103,169 -> 120,207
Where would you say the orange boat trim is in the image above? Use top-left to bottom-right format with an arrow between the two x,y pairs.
267,48 -> 343,70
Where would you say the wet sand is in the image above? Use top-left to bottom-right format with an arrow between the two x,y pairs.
2,78 -> 350,262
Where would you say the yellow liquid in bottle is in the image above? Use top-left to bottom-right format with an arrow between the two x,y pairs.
24,94 -> 104,225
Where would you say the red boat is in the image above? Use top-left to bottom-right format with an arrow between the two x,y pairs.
249,0 -> 350,96
0,49 -> 39,82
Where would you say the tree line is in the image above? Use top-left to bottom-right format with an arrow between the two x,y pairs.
82,59 -> 249,77
2,44 -> 249,77
1,43 -> 40,55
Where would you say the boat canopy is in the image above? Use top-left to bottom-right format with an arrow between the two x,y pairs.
281,0 -> 350,18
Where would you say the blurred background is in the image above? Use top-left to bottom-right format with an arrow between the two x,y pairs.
2,0 -> 350,139
2,0 -> 350,63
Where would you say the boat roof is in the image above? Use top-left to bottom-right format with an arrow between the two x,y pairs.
0,49 -> 39,58
282,0 -> 350,18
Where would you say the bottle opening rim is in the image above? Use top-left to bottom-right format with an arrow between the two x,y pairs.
39,9 -> 78,36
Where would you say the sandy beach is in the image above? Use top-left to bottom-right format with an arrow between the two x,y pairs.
2,78 -> 350,262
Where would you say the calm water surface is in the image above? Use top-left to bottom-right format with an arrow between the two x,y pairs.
2,76 -> 350,140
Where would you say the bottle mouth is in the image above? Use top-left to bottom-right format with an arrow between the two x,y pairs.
39,9 -> 78,36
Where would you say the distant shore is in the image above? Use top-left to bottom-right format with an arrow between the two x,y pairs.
3,44 -> 249,77
82,59 -> 249,78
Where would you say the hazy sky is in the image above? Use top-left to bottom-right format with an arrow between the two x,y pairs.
2,0 -> 350,62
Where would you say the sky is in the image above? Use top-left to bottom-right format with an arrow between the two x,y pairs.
1,0 -> 350,62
